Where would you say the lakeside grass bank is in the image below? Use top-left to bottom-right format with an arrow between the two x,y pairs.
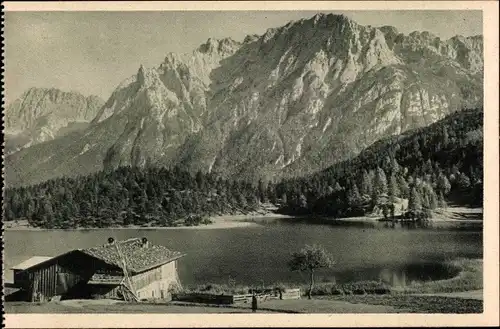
178,258 -> 482,298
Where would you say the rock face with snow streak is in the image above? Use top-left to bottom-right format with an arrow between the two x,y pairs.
6,14 -> 483,186
5,88 -> 104,154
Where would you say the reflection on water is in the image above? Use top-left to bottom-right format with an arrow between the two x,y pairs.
378,262 -> 460,287
321,262 -> 460,286
271,217 -> 483,232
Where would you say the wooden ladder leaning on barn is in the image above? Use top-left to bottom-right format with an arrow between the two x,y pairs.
114,241 -> 139,302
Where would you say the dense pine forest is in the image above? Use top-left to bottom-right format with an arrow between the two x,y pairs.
3,167 -> 264,229
276,108 -> 483,219
3,108 -> 483,228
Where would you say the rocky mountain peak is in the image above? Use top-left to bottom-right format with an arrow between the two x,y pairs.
6,87 -> 103,131
197,37 -> 241,56
137,64 -> 146,83
379,25 -> 399,35
5,87 -> 104,155
314,13 -> 354,28
136,64 -> 162,88
243,34 -> 260,44
5,13 -> 484,187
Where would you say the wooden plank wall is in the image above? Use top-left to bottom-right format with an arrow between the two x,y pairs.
27,251 -> 118,302
29,263 -> 59,302
131,266 -> 162,291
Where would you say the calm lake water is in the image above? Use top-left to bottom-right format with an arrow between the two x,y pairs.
4,219 -> 483,287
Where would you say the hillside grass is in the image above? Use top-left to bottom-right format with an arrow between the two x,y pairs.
5,294 -> 481,314
318,294 -> 483,313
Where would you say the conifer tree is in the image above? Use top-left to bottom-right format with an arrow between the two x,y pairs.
408,186 -> 422,214
347,183 -> 362,206
267,184 -> 277,203
437,173 -> 452,195
360,170 -> 373,197
442,125 -> 449,147
428,188 -> 438,209
281,192 -> 288,205
420,185 -> 431,210
438,191 -> 447,209
456,173 -> 471,190
195,170 -> 205,190
258,179 -> 267,203
298,193 -> 308,209
373,167 -> 388,196
388,173 -> 399,203
397,175 -> 410,198
391,158 -> 400,174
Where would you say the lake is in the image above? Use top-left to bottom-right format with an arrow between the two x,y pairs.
3,219 -> 483,287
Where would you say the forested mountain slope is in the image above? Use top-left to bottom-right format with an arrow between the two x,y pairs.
3,108 -> 482,228
275,108 -> 483,217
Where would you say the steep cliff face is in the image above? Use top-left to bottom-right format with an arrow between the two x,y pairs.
178,14 -> 483,180
5,14 -> 483,187
5,88 -> 104,154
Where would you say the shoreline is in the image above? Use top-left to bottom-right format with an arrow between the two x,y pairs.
4,207 -> 482,231
3,213 -> 295,231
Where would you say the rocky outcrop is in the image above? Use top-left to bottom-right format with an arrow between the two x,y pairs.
5,14 -> 483,187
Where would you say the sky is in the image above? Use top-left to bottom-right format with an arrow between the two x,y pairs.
4,10 -> 482,104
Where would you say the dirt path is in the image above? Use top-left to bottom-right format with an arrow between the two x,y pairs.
5,301 -> 271,313
6,293 -> 482,314
6,297 -> 402,314
172,299 -> 402,313
412,290 -> 483,300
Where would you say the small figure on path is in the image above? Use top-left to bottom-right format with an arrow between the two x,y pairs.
251,291 -> 258,313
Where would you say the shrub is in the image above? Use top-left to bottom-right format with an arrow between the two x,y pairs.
168,282 -> 183,295
305,280 -> 392,296
330,287 -> 344,295
310,283 -> 331,296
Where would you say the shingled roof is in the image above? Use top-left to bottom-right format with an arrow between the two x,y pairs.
79,238 -> 184,274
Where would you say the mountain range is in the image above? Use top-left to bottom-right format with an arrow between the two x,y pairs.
4,88 -> 104,155
5,14 -> 483,187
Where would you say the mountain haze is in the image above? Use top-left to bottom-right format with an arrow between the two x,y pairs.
5,14 -> 483,187
5,88 -> 104,155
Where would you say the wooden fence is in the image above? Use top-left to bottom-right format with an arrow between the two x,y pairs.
172,288 -> 301,305
280,288 -> 301,300
173,293 -> 234,305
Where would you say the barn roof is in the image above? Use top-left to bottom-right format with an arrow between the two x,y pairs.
79,238 -> 185,274
11,256 -> 54,270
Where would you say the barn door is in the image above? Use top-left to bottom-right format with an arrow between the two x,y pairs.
56,273 -> 69,295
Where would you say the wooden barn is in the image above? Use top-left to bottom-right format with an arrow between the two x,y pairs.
9,237 -> 185,302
